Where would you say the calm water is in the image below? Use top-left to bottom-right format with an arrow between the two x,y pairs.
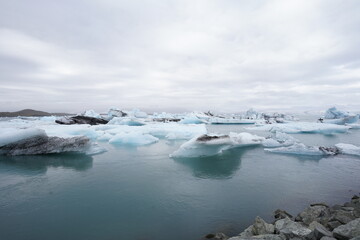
1,123 -> 360,240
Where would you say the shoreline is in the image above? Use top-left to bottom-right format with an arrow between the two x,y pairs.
205,195 -> 360,240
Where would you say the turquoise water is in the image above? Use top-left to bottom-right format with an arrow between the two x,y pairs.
1,123 -> 360,240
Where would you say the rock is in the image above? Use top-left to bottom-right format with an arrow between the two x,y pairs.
228,234 -> 286,240
319,237 -> 337,240
252,217 -> 275,235
309,221 -> 333,239
275,217 -> 312,239
352,195 -> 359,200
332,205 -> 343,211
204,232 -> 229,239
296,205 -> 331,226
311,203 -> 330,208
55,116 -> 108,125
326,220 -> 342,231
333,218 -> 360,240
349,236 -> 360,240
274,209 -> 293,221
0,135 -> 90,155
238,225 -> 255,238
332,209 -> 357,224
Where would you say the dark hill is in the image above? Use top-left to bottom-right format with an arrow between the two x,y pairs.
0,109 -> 70,117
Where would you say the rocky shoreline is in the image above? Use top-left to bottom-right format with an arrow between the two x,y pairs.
205,195 -> 360,240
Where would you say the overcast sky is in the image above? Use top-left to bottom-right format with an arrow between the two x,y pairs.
0,0 -> 360,113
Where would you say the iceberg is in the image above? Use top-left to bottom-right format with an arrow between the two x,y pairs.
108,117 -> 145,126
262,132 -> 299,148
82,109 -> 101,119
39,124 -> 99,139
335,143 -> 360,156
265,143 -> 339,156
0,128 -> 47,147
179,115 -> 205,124
124,108 -> 148,118
325,107 -> 351,119
170,132 -> 264,158
109,132 -> 159,146
0,128 -> 93,156
107,107 -> 127,120
209,117 -> 256,124
151,112 -> 181,123
247,122 -> 350,134
347,123 -> 360,129
320,107 -> 359,125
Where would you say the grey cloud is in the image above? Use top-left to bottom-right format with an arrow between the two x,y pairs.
0,0 -> 360,113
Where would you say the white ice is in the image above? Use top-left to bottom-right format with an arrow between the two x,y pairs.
170,132 -> 264,158
107,107 -> 126,120
335,143 -> 360,156
323,107 -> 359,124
247,122 -> 350,134
108,117 -> 145,126
179,115 -> 205,124
82,109 -> 101,118
265,143 -> 327,156
262,132 -> 299,148
125,108 -> 148,118
325,107 -> 351,119
109,132 -> 159,146
209,117 -> 256,124
0,128 -> 47,147
346,123 -> 360,129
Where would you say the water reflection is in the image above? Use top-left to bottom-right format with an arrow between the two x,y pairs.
0,153 -> 93,173
173,147 -> 256,179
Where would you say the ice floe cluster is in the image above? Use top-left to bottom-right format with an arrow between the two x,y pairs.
0,106 -> 359,157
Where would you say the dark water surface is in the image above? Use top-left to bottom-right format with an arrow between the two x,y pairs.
1,124 -> 360,240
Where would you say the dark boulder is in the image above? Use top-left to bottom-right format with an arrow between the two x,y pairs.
274,209 -> 293,221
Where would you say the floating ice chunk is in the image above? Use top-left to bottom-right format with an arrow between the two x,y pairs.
152,112 -> 177,120
108,117 -> 145,126
39,116 -> 58,122
247,122 -> 350,134
262,132 -> 298,148
170,132 -> 263,158
322,107 -> 359,124
107,107 -> 127,120
82,109 -> 101,119
124,109 -> 148,118
38,125 -> 99,139
346,123 -> 360,129
179,116 -> 205,124
322,116 -> 359,125
109,132 -> 159,146
0,133 -> 91,156
209,117 -> 256,124
335,143 -> 360,156
229,132 -> 264,145
0,128 -> 47,147
170,135 -> 232,158
325,107 -> 350,119
265,143 -> 339,156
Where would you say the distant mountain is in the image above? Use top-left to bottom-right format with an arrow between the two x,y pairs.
0,109 -> 70,117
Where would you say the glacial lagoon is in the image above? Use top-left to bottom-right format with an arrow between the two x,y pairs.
1,119 -> 360,240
